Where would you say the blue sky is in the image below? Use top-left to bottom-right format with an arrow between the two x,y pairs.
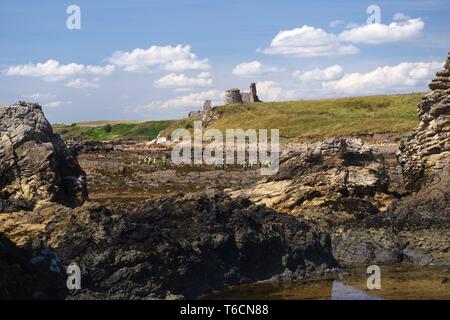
1,0 -> 449,123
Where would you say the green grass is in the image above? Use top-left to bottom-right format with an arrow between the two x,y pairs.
53,120 -> 174,141
54,93 -> 423,142
161,93 -> 423,140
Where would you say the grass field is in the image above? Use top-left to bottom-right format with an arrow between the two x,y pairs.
54,93 -> 423,141
53,120 -> 174,141
160,93 -> 423,140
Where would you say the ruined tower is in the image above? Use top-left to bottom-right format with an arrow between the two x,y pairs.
224,88 -> 243,104
224,83 -> 263,105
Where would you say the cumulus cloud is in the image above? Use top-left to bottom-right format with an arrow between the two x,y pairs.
232,61 -> 283,77
154,72 -> 213,89
255,81 -> 297,102
259,25 -> 359,58
338,18 -> 424,44
293,65 -> 344,81
107,45 -> 210,73
65,78 -> 100,89
393,13 -> 411,21
261,17 -> 425,58
5,59 -> 114,81
323,61 -> 443,94
124,89 -> 224,115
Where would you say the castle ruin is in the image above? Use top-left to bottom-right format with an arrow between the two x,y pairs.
224,83 -> 262,105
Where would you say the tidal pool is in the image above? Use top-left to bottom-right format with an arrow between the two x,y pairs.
202,264 -> 450,300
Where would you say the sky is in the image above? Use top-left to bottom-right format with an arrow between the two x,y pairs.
1,0 -> 449,123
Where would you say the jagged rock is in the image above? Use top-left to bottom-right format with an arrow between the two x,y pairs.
10,191 -> 336,299
234,138 -> 391,227
332,171 -> 450,265
0,102 -> 87,212
397,52 -> 450,191
335,53 -> 450,266
202,107 -> 222,127
0,232 -> 66,299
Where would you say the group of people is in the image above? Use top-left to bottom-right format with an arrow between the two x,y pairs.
214,159 -> 272,170
134,155 -> 168,167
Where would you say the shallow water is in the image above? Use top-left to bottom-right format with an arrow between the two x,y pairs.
203,265 -> 450,300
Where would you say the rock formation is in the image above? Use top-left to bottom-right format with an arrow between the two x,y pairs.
0,232 -> 66,299
397,53 -> 450,191
0,191 -> 338,299
234,138 -> 391,227
0,102 -> 87,212
334,53 -> 450,266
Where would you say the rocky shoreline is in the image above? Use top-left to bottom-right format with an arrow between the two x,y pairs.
0,54 -> 449,299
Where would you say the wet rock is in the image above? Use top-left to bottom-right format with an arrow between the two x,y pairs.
0,233 -> 66,299
0,102 -> 87,212
39,191 -> 337,299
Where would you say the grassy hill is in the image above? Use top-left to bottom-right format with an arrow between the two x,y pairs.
53,93 -> 423,142
160,93 -> 423,141
53,120 -> 174,141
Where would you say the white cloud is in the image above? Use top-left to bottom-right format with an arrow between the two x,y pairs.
393,13 -> 411,21
329,20 -> 345,28
260,25 -> 359,58
107,45 -> 210,73
261,18 -> 425,58
65,78 -> 100,89
154,72 -> 213,89
255,81 -> 296,102
338,18 -> 424,44
124,89 -> 224,114
293,65 -> 344,81
45,100 -> 72,108
232,61 -> 283,77
323,61 -> 443,94
6,59 -> 115,81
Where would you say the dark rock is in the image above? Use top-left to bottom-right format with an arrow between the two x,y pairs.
41,191 -> 338,299
0,102 -> 87,212
0,233 -> 66,299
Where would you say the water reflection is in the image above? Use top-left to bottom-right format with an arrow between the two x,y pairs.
331,281 -> 382,300
202,265 -> 450,300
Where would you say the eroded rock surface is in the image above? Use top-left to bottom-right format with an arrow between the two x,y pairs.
0,102 -> 87,212
1,191 -> 338,299
334,54 -> 450,266
397,53 -> 450,191
234,138 -> 392,227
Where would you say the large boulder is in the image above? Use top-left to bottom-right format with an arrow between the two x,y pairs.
397,53 -> 450,191
0,102 -> 87,212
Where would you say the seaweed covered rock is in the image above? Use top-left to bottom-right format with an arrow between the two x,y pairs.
0,102 -> 87,212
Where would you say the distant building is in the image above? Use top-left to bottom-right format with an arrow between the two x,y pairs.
224,83 -> 262,105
